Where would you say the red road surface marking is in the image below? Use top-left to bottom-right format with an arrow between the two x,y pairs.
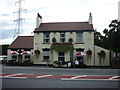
41,75 -> 63,79
42,75 -> 76,79
1,73 -> 120,81
0,73 -> 14,76
76,75 -> 113,79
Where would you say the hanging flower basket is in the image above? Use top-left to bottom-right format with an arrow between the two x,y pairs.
52,37 -> 56,43
86,50 -> 92,60
98,50 -> 106,65
98,50 -> 106,59
34,50 -> 40,54
86,50 -> 92,55
68,38 -> 73,43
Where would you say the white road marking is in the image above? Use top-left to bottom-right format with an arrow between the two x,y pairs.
2,73 -> 27,79
61,78 -> 111,81
109,76 -> 119,80
71,75 -> 87,79
3,76 -> 27,79
61,75 -> 120,81
4,73 -> 24,77
36,75 -> 53,78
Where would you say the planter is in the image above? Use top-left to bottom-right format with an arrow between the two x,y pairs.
53,61 -> 67,68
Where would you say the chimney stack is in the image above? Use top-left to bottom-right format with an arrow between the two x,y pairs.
36,13 -> 43,28
88,12 -> 92,24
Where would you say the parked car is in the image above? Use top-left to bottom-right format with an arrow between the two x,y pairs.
0,55 -> 7,64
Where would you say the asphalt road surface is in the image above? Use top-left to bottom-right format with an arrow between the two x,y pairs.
1,64 -> 120,89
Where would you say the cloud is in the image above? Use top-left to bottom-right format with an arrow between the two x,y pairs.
0,0 -> 119,44
0,14 -> 9,16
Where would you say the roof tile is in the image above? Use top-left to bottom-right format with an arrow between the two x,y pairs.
34,22 -> 94,32
8,36 -> 34,49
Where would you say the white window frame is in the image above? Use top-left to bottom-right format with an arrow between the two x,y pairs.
60,32 -> 65,43
76,32 -> 83,43
43,51 -> 50,60
58,52 -> 65,61
11,55 -> 17,60
43,33 -> 50,43
24,55 -> 30,60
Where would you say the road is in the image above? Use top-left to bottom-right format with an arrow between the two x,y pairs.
1,64 -> 120,89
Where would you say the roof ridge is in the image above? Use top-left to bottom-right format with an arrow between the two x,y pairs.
41,21 -> 89,24
18,36 -> 34,37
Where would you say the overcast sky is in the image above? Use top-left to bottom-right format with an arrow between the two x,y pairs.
0,0 -> 119,44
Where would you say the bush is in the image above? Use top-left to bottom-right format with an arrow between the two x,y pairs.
53,61 -> 67,65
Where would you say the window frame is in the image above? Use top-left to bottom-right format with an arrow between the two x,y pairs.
24,55 -> 30,60
58,52 -> 65,61
76,32 -> 83,43
43,33 -> 50,43
60,32 -> 66,43
43,50 -> 50,60
11,55 -> 17,60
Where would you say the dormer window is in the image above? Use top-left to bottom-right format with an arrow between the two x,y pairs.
60,32 -> 65,43
43,33 -> 50,43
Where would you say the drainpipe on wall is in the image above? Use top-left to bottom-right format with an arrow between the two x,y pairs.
109,50 -> 112,67
93,31 -> 95,67
94,44 -> 95,66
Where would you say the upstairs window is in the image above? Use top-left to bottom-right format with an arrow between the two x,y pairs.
60,32 -> 65,43
76,32 -> 83,43
43,33 -> 50,43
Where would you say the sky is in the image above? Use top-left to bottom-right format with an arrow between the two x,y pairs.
0,0 -> 119,44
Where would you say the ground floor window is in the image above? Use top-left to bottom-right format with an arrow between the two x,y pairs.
25,55 -> 30,60
43,51 -> 50,60
58,52 -> 65,61
76,56 -> 83,60
11,55 -> 17,60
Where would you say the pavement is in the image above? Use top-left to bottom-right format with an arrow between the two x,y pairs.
1,63 -> 113,69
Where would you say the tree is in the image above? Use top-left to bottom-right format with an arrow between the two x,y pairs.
94,29 -> 103,47
0,44 -> 9,55
94,19 -> 120,53
103,19 -> 120,52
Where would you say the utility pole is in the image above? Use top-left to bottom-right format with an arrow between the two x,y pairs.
13,0 -> 26,39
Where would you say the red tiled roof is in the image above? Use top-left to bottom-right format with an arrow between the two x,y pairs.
8,36 -> 34,49
34,22 -> 94,32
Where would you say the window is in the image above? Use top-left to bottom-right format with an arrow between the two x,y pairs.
43,51 -> 50,60
25,55 -> 30,60
76,48 -> 84,52
43,33 -> 50,43
12,55 -> 17,60
58,52 -> 65,61
60,32 -> 65,43
76,32 -> 83,43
